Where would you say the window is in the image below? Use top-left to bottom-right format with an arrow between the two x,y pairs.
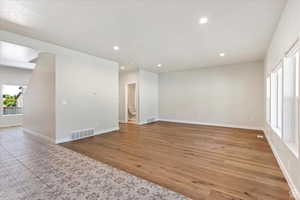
269,63 -> 283,137
283,49 -> 299,155
277,67 -> 283,130
268,43 -> 300,157
2,85 -> 26,115
270,71 -> 278,129
266,76 -> 271,124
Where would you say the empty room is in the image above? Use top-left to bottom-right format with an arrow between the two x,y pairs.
0,0 -> 299,200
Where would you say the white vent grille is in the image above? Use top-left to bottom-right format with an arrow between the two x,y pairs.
71,128 -> 94,140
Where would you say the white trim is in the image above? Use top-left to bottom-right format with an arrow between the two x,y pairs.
264,131 -> 300,200
271,126 -> 282,139
158,119 -> 264,130
138,121 -> 148,125
138,118 -> 159,125
0,124 -> 22,128
119,120 -> 127,124
94,127 -> 119,136
139,120 -> 151,125
55,127 -> 120,144
22,128 -> 55,144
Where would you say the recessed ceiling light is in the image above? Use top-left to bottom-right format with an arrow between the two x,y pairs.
113,46 -> 120,51
157,64 -> 162,67
219,53 -> 225,57
120,66 -> 125,70
199,17 -> 208,24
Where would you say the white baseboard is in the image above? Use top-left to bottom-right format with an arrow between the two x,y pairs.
22,128 -> 55,144
56,127 -> 120,144
0,124 -> 22,128
119,120 -> 127,124
138,118 -> 159,125
138,121 -> 148,125
158,119 -> 263,131
264,131 -> 300,200
94,127 -> 119,136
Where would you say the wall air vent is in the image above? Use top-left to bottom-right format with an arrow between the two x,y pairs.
71,128 -> 94,140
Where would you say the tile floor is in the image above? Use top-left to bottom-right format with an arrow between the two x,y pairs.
0,127 -> 190,200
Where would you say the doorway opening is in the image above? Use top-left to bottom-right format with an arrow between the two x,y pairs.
125,82 -> 137,124
0,41 -> 37,128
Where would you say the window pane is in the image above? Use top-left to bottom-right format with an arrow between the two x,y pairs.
266,76 -> 271,123
271,72 -> 278,129
277,67 -> 283,131
283,51 -> 299,154
2,85 -> 24,115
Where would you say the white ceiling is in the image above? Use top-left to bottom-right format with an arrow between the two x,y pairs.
0,41 -> 38,69
0,0 -> 286,72
0,41 -> 38,62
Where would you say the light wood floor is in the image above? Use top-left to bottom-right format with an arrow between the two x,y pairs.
62,122 -> 293,200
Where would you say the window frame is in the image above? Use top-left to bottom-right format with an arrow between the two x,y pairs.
270,61 -> 283,138
266,75 -> 271,125
282,46 -> 300,157
267,39 -> 300,158
277,66 -> 283,132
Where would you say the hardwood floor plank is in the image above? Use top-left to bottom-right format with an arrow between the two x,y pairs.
62,122 -> 292,200
207,190 -> 243,200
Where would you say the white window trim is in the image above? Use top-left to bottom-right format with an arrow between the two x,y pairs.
283,43 -> 300,158
267,39 -> 300,158
269,61 -> 283,138
266,75 -> 271,125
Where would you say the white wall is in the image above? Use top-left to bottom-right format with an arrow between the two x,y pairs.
159,62 -> 264,129
264,0 -> 300,198
23,53 -> 56,142
0,66 -> 32,127
0,30 -> 119,143
55,54 -> 119,143
119,71 -> 138,123
139,70 -> 159,124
